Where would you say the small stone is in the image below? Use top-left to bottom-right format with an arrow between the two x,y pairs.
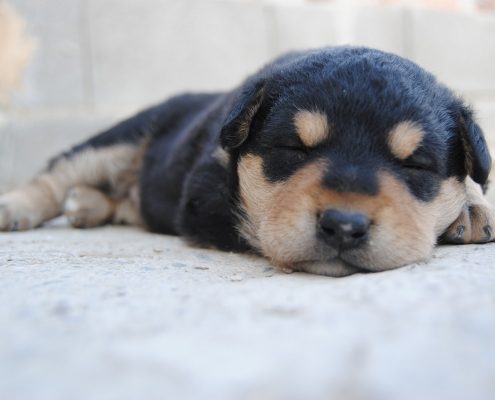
51,302 -> 70,317
230,273 -> 244,282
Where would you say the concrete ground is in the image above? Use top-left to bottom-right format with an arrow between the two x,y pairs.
1,219 -> 495,400
2,2 -> 495,399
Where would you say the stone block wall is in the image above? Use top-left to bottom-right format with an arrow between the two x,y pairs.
1,0 -> 495,192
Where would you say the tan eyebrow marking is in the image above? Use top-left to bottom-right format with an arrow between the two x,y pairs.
293,110 -> 330,147
388,121 -> 425,160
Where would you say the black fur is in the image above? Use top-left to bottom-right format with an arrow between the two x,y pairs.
51,46 -> 492,251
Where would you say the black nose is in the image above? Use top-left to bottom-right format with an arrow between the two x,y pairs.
319,209 -> 370,249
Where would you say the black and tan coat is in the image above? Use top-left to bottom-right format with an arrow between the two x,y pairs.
1,47 -> 493,276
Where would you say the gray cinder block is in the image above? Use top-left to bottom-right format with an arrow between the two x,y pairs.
88,0 -> 272,112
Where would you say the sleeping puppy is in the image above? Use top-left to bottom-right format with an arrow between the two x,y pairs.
1,46 -> 494,276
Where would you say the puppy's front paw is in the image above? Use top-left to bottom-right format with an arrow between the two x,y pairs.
63,186 -> 114,228
0,191 -> 44,231
442,204 -> 495,244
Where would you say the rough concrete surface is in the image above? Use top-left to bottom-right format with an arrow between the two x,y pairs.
2,2 -> 495,399
1,219 -> 495,400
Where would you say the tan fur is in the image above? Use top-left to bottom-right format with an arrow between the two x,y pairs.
212,146 -> 230,168
237,155 -> 466,274
388,121 -> 425,160
443,177 -> 495,243
64,186 -> 115,228
0,144 -> 142,230
0,2 -> 34,105
64,185 -> 142,228
293,110 -> 330,147
293,260 -> 362,277
113,185 -> 143,226
237,155 -> 278,249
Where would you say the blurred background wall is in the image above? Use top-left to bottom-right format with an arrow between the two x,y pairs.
1,0 -> 495,197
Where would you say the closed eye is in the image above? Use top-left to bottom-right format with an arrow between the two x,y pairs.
276,144 -> 308,154
403,161 -> 427,170
402,154 -> 435,172
274,143 -> 309,162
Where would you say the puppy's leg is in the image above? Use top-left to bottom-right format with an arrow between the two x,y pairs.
442,177 -> 495,243
0,181 -> 58,231
0,145 -> 138,231
0,94 -> 215,232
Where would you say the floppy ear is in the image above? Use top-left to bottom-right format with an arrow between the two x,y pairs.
220,80 -> 265,150
459,107 -> 492,185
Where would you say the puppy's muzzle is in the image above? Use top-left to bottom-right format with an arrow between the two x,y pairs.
319,209 -> 370,249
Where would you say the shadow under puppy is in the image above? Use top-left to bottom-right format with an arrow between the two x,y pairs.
1,47 -> 494,276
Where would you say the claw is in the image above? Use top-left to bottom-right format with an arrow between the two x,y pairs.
453,225 -> 465,242
483,225 -> 492,242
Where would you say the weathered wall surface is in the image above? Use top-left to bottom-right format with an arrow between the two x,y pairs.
0,2 -> 33,106
1,0 -> 495,195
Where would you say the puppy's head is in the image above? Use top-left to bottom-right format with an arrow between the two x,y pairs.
221,48 -> 492,275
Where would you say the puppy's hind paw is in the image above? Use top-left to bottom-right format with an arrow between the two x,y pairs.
442,204 -> 495,244
0,192 -> 43,231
